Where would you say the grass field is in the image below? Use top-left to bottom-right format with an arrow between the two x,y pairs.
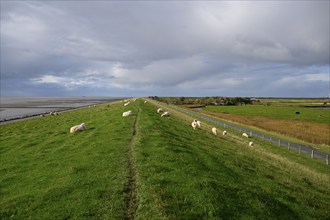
203,105 -> 330,147
1,99 -> 329,219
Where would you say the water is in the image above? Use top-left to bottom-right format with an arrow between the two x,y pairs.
0,96 -> 124,122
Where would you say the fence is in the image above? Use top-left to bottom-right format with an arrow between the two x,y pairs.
158,103 -> 329,165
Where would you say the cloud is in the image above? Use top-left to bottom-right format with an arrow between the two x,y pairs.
1,1 -> 329,97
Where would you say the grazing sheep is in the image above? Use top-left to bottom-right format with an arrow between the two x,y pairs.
70,123 -> 86,133
124,102 -> 130,106
122,110 -> 132,117
196,120 -> 201,127
212,127 -> 217,135
157,108 -> 164,114
249,141 -> 254,147
222,130 -> 227,136
161,112 -> 170,117
295,111 -> 300,115
242,133 -> 249,138
144,101 -> 148,104
191,119 -> 198,130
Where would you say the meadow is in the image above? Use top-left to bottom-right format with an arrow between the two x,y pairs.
1,99 -> 329,219
203,104 -> 330,147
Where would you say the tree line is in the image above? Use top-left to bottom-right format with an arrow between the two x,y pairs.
148,96 -> 255,106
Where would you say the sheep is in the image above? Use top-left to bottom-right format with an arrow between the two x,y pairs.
242,133 -> 249,138
249,141 -> 254,147
124,102 -> 130,106
157,108 -> 164,114
70,123 -> 86,133
122,110 -> 132,117
196,120 -> 201,127
191,120 -> 198,130
161,112 -> 170,117
144,101 -> 148,104
212,127 -> 217,135
222,130 -> 227,136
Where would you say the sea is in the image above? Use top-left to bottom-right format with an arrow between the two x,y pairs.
0,96 -> 125,122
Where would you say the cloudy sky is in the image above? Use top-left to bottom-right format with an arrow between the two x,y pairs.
1,1 -> 329,97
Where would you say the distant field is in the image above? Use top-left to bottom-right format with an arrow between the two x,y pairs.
203,105 -> 330,147
258,98 -> 329,107
1,99 -> 329,219
204,105 -> 329,124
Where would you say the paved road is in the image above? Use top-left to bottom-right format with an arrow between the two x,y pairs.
149,100 -> 329,164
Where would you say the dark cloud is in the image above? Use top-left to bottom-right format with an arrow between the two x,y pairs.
1,1 -> 329,97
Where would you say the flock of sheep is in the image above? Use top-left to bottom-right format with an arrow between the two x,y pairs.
69,99 -> 255,147
155,106 -> 254,147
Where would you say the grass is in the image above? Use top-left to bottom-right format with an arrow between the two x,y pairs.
203,105 -> 330,147
204,105 -> 329,124
1,99 -> 330,219
0,102 -> 137,219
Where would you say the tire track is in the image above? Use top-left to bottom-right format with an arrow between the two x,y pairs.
123,107 -> 140,220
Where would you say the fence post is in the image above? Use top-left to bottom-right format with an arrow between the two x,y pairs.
326,155 -> 329,165
311,150 -> 314,159
250,131 -> 252,136
299,146 -> 301,155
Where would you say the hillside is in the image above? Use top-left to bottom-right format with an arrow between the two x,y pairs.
0,99 -> 329,219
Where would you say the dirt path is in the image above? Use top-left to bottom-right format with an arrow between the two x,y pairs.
123,107 -> 140,220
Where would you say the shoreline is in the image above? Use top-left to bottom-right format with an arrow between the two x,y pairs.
0,97 -> 125,124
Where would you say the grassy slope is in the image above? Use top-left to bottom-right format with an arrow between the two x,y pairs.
1,100 -> 329,219
0,102 -> 136,219
134,101 -> 329,219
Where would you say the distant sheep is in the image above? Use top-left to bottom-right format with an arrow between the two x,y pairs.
144,101 -> 148,104
49,112 -> 58,116
249,141 -> 254,147
222,130 -> 227,136
124,102 -> 130,106
212,127 -> 217,135
242,133 -> 249,138
70,123 -> 86,133
191,119 -> 198,130
161,112 -> 170,117
157,108 -> 164,114
295,111 -> 300,115
196,120 -> 201,127
122,110 -> 132,117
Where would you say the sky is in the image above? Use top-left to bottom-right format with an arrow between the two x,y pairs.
1,1 -> 329,98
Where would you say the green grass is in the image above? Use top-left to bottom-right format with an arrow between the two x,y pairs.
1,99 -> 329,219
205,105 -> 329,124
0,102 -> 137,219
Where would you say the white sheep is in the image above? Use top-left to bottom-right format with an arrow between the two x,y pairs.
144,101 -> 148,104
122,110 -> 132,117
212,127 -> 217,135
124,102 -> 130,106
196,120 -> 201,127
242,133 -> 249,138
222,130 -> 227,136
249,141 -> 254,147
157,108 -> 164,114
191,120 -> 198,130
70,123 -> 86,133
161,112 -> 170,117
